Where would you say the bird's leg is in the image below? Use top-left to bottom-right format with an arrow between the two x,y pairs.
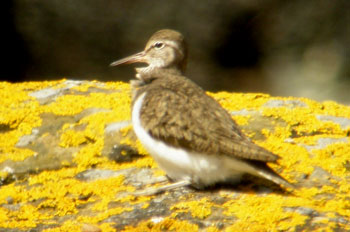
133,179 -> 191,196
149,175 -> 169,184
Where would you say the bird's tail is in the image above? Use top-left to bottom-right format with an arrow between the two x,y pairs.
249,161 -> 295,189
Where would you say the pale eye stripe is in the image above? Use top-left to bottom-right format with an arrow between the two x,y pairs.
163,40 -> 185,58
163,40 -> 180,50
145,40 -> 184,59
150,40 -> 180,51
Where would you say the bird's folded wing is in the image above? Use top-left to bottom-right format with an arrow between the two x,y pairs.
139,82 -> 279,163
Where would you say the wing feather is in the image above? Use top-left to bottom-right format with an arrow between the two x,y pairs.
138,75 -> 279,163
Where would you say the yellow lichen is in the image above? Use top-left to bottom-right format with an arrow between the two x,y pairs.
0,94 -> 42,162
0,147 -> 37,163
59,129 -> 88,147
223,194 -> 309,231
232,115 -> 251,125
206,226 -> 221,232
122,218 -> 199,232
210,92 -> 271,110
1,80 -> 350,231
171,197 -> 212,219
322,100 -> 350,118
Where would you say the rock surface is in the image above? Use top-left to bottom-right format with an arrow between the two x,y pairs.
0,80 -> 349,231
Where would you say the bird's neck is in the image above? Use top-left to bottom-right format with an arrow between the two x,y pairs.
130,65 -> 184,101
135,65 -> 184,83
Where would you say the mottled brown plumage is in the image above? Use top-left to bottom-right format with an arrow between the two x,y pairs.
136,69 -> 279,162
110,29 -> 294,192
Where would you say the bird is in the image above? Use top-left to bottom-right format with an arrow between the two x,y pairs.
110,29 -> 294,195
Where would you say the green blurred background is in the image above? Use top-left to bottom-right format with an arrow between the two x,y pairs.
3,0 -> 350,103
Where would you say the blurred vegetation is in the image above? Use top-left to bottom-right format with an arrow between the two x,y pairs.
3,0 -> 350,103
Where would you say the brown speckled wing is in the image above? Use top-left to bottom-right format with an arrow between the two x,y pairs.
138,73 -> 279,163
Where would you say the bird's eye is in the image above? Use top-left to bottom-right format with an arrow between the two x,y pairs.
154,42 -> 164,49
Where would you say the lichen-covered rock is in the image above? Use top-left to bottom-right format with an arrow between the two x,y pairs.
0,80 -> 349,231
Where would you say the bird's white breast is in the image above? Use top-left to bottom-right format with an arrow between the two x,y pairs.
132,93 -> 248,186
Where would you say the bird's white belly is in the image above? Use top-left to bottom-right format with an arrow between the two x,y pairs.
132,93 -> 246,186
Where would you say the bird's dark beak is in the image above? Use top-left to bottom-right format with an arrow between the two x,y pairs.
110,51 -> 147,66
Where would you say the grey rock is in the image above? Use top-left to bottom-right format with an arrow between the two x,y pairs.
284,206 -> 317,216
16,128 -> 40,147
230,109 -> 253,116
307,166 -> 333,186
303,137 -> 348,151
316,115 -> 350,130
76,168 -> 134,182
29,80 -> 85,104
1,80 -> 349,231
263,99 -> 307,108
